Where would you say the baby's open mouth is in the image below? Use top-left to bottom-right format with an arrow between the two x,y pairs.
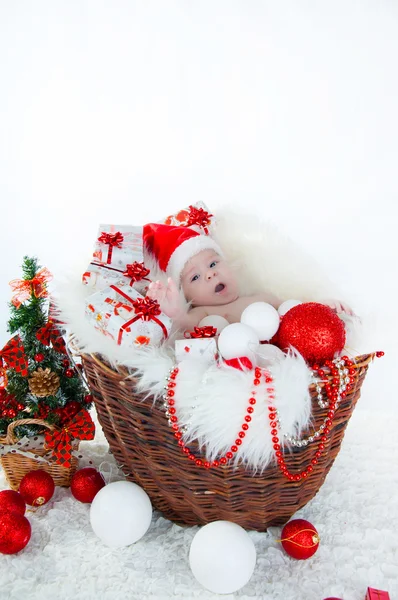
215,283 -> 225,293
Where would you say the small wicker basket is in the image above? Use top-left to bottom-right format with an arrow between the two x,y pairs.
82,352 -> 374,531
0,419 -> 79,491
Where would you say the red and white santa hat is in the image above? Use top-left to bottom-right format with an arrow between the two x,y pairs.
143,223 -> 223,283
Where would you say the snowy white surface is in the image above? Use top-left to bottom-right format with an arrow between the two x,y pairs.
0,406 -> 396,600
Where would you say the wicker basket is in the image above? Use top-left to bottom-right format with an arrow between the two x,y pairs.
82,352 -> 374,531
0,419 -> 79,491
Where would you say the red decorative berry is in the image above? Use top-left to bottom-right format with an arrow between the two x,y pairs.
62,359 -> 70,367
84,394 -> 93,404
0,490 -> 26,516
19,470 -> 55,507
70,468 -> 105,503
65,368 -> 75,378
34,353 -> 45,362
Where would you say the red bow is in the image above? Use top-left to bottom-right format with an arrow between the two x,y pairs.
186,206 -> 213,235
44,409 -> 95,467
97,231 -> 124,264
0,336 -> 29,378
108,286 -> 168,344
123,262 -> 151,286
9,267 -> 52,308
188,326 -> 217,338
36,321 -> 67,354
132,296 -> 162,319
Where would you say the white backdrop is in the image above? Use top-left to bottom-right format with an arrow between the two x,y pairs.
0,1 -> 397,413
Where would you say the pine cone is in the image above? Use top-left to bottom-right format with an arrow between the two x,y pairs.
28,367 -> 60,397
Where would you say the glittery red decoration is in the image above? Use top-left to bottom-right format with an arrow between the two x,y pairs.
70,467 -> 105,503
277,302 -> 346,364
0,512 -> 31,554
0,490 -> 26,516
19,470 -> 55,507
280,518 -> 320,560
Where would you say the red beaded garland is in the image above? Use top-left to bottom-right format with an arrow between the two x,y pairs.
165,366 -> 264,468
270,357 -> 350,480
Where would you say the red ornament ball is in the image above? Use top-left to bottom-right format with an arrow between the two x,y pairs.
19,470 -> 55,507
0,511 -> 31,554
0,490 -> 26,516
62,358 -> 70,367
280,518 -> 320,560
277,302 -> 346,364
34,353 -> 45,362
70,468 -> 105,503
65,368 -> 75,378
84,394 -> 93,404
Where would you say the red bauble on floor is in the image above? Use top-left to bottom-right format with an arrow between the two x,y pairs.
0,490 -> 26,515
70,467 -> 105,503
0,512 -> 31,554
19,469 -> 55,506
277,302 -> 346,364
280,518 -> 320,560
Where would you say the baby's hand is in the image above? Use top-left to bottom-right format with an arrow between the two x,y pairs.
147,278 -> 183,319
321,298 -> 355,316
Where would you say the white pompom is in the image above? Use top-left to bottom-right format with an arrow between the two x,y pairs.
198,315 -> 230,335
278,299 -> 302,317
218,323 -> 259,361
256,344 -> 285,367
240,302 -> 280,342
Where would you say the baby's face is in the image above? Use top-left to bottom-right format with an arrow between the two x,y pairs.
181,249 -> 239,307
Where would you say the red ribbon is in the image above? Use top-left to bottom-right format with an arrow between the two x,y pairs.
224,357 -> 253,371
0,336 -> 29,377
123,262 -> 151,286
9,267 -> 52,308
36,321 -> 67,354
186,205 -> 213,235
109,285 -> 168,345
97,231 -> 124,264
187,326 -> 217,339
44,409 -> 95,467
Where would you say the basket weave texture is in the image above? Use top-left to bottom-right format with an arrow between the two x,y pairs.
82,352 -> 373,531
0,419 -> 79,491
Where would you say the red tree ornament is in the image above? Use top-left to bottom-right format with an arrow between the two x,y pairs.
70,467 -> 105,503
0,512 -> 31,554
0,490 -> 26,516
277,302 -> 346,364
19,470 -> 55,506
280,518 -> 320,560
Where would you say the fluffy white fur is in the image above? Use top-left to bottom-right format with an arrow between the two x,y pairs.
174,350 -> 312,471
53,207 -> 364,471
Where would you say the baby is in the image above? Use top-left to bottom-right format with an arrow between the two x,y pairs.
143,223 -> 353,333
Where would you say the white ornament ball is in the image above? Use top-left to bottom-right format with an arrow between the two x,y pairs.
240,302 -> 280,342
189,520 -> 257,594
256,344 -> 285,367
90,481 -> 152,548
217,323 -> 259,361
198,315 -> 229,335
278,299 -> 302,317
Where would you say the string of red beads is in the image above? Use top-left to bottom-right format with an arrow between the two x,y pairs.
165,366 -> 264,468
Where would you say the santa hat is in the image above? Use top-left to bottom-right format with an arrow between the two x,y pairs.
143,223 -> 223,283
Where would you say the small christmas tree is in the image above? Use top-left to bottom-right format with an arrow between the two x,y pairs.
0,256 -> 92,439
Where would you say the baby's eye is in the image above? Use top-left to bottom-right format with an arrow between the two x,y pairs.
210,261 -> 217,268
191,274 -> 200,282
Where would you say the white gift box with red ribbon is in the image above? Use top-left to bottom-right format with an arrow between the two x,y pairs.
82,224 -> 151,294
85,284 -> 171,348
175,338 -> 218,366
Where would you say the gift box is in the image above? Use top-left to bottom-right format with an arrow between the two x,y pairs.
83,224 -> 151,294
85,284 -> 171,348
175,327 -> 219,366
365,588 -> 390,600
161,201 -> 215,235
